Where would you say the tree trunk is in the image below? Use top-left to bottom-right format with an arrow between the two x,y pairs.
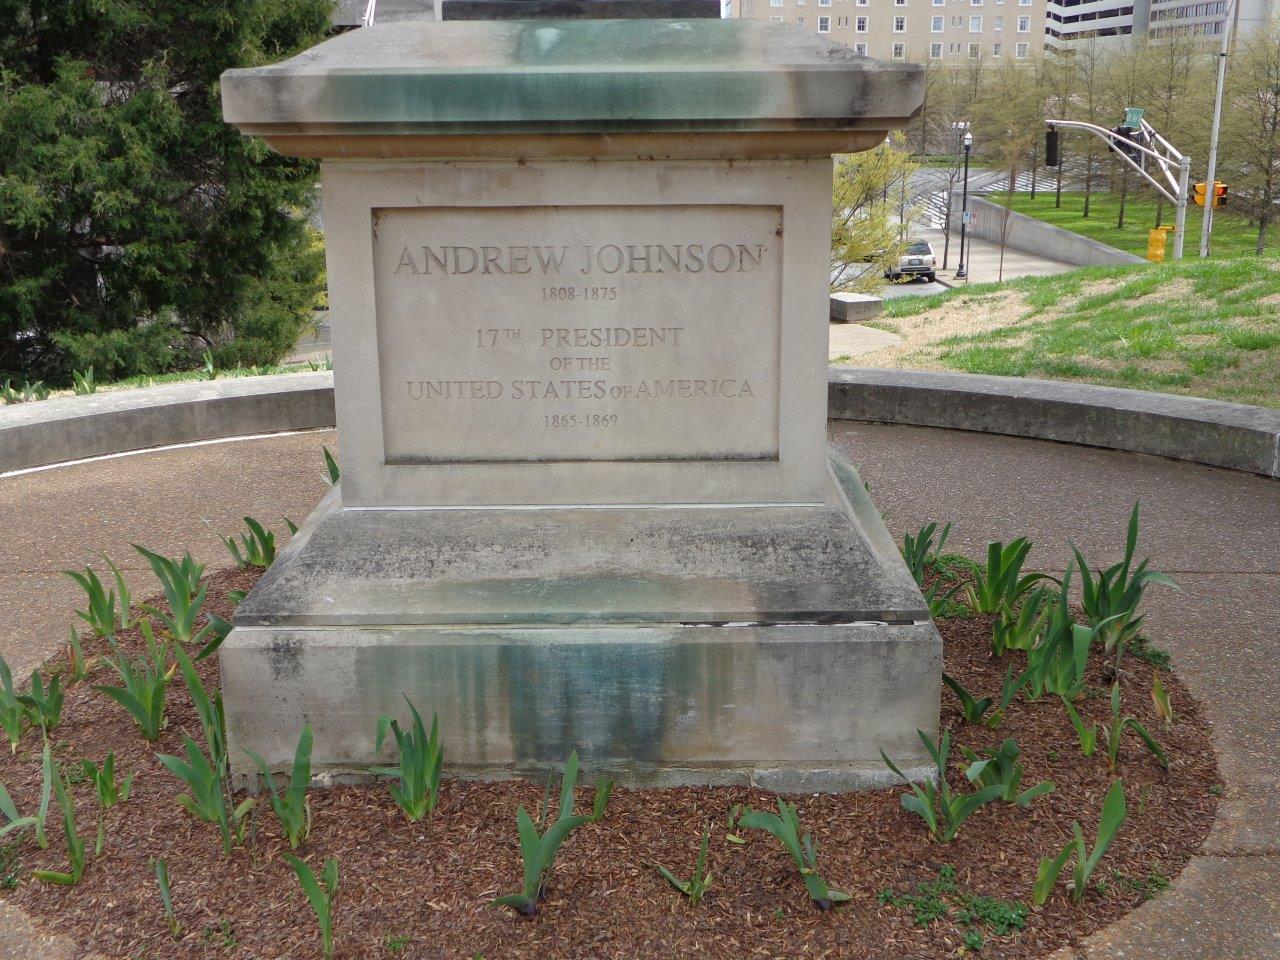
1030,156 -> 1038,200
1155,196 -> 1164,229
1083,155 -> 1094,218
1055,159 -> 1063,208
1258,183 -> 1272,255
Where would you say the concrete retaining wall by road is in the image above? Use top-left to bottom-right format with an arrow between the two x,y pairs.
948,194 -> 1148,267
2,368 -> 1278,480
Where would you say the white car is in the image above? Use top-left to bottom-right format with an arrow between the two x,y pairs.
885,240 -> 937,283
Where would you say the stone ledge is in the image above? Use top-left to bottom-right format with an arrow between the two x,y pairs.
4,368 -> 1279,480
829,367 -> 1280,479
0,372 -> 335,474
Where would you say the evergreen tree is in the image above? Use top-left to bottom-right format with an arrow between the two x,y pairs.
0,0 -> 332,384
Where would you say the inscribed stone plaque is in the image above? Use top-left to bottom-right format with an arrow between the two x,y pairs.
372,205 -> 782,463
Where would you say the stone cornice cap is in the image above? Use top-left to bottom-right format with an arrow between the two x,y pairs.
220,19 -> 923,160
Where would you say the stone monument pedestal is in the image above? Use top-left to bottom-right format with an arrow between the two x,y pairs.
219,16 -> 937,789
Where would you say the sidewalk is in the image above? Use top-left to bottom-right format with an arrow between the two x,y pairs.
919,225 -> 1076,285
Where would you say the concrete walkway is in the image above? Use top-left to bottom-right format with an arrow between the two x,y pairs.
0,423 -> 1276,958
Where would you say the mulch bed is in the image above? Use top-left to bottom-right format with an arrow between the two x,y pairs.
0,567 -> 1217,960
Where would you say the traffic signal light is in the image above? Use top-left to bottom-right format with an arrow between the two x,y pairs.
1194,182 -> 1229,207
1045,128 -> 1060,167
1110,126 -> 1145,166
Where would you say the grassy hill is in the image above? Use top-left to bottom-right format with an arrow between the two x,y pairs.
1001,192 -> 1279,260
842,257 -> 1280,408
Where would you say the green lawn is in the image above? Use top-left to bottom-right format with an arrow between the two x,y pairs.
1001,192 -> 1279,261
876,256 -> 1280,408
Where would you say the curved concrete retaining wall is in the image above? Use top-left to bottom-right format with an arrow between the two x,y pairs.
0,372 -> 335,474
830,368 -> 1280,478
949,194 -> 1147,267
2,368 -> 1277,480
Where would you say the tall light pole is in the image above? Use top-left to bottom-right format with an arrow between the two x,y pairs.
956,129 -> 973,280
1201,0 -> 1236,258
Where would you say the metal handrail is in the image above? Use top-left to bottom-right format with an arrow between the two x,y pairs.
362,0 -> 377,26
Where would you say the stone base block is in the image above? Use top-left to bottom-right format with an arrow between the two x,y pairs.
223,620 -> 940,791
221,450 -> 942,791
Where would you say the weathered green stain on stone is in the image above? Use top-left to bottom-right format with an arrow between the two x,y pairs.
221,19 -> 923,134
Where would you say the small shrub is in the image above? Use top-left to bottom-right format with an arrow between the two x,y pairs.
95,621 -> 171,742
961,738 -> 1055,808
492,750 -> 607,916
133,546 -> 226,653
739,800 -> 851,909
72,367 -> 97,395
82,752 -> 133,810
32,764 -> 87,885
19,670 -> 63,734
964,539 -> 1051,615
902,521 -> 952,585
248,724 -> 313,849
654,823 -> 713,905
942,672 -> 994,725
222,517 -> 280,570
1061,697 -> 1099,758
881,730 -> 1005,843
992,588 -> 1052,656
1101,683 -> 1168,774
986,661 -> 1034,729
0,657 -> 27,753
374,696 -> 443,823
63,560 -> 131,639
1072,503 -> 1176,673
1034,779 -> 1127,905
285,854 -> 339,960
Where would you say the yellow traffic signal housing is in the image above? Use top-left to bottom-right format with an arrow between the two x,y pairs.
1194,181 -> 1228,208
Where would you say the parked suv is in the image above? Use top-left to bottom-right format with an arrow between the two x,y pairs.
885,239 -> 937,283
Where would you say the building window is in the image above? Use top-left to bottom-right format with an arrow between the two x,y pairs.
968,41 -> 980,56
797,15 -> 805,23
995,15 -> 1003,28
856,14 -> 868,30
819,14 -> 831,29
930,41 -> 943,56
819,0 -> 831,6
970,14 -> 982,29
770,0 -> 782,7
1017,14 -> 1029,29
894,15 -> 906,30
993,41 -> 1002,54
1019,0 -> 1030,5
1016,40 -> 1029,56
895,0 -> 907,5
893,41 -> 906,56
854,41 -> 868,53
857,0 -> 869,6
769,14 -> 783,19
931,14 -> 943,29
837,16 -> 849,25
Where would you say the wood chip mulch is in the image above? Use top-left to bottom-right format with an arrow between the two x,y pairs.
0,568 -> 1218,960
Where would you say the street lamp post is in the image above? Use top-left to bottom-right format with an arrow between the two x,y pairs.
1200,0 -> 1236,258
956,130 -> 973,280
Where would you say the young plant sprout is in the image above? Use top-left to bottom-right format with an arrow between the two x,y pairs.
881,730 -> 1005,843
285,855 -> 339,960
654,823 -> 714,905
248,723 -> 313,849
964,538 -> 1051,615
1034,780 -> 1126,905
961,738 -> 1055,808
738,800 -> 851,910
374,696 -> 443,822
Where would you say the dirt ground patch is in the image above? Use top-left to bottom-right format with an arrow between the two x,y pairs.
0,569 -> 1218,960
858,290 -> 1033,367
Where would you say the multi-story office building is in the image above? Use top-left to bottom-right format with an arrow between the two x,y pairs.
1043,0 -> 1146,48
733,0 -> 1047,62
1046,0 -> 1272,48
